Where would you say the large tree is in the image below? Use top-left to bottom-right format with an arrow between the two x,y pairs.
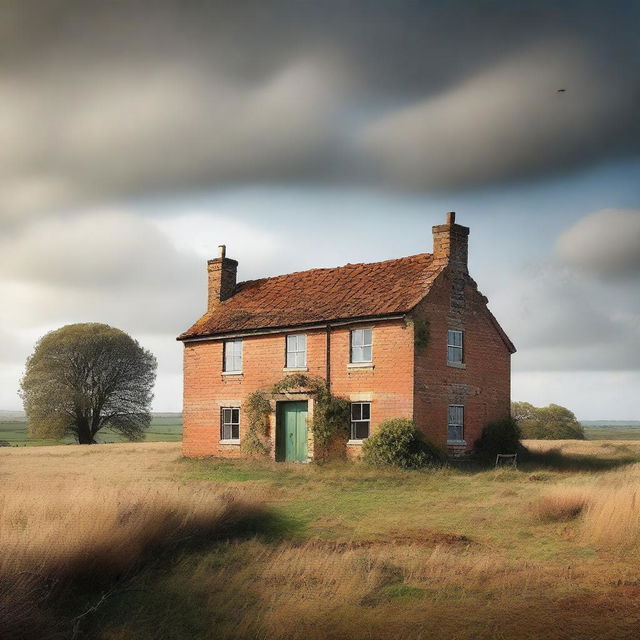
20,323 -> 157,444
512,401 -> 585,440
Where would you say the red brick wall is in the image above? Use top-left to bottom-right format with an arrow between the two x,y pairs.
412,268 -> 512,453
182,319 -> 414,459
182,270 -> 511,459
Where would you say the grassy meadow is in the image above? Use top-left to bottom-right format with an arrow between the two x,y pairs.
0,413 -> 182,446
3,440 -> 640,639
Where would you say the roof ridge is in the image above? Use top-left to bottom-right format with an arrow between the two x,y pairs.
236,252 -> 432,288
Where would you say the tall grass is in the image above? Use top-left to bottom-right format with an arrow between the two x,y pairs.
529,487 -> 592,522
582,482 -> 640,551
0,482 -> 262,639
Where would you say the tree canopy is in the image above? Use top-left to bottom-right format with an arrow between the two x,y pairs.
20,323 -> 157,444
512,401 -> 585,440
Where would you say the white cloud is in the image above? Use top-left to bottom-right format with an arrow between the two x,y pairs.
556,209 -> 640,279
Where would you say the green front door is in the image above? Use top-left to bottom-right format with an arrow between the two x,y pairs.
276,401 -> 308,462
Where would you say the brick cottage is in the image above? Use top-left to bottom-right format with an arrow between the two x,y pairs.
178,213 -> 515,461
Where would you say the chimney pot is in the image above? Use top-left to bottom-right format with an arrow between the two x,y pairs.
446,212 -> 456,225
217,244 -> 226,259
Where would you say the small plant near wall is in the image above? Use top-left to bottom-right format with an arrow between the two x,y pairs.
272,374 -> 351,457
363,418 -> 446,469
410,316 -> 430,349
241,391 -> 272,456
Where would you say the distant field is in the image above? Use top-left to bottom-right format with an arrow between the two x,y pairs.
3,416 -> 640,445
0,414 -> 182,446
582,422 -> 640,441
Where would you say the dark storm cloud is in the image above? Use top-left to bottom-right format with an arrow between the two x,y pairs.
0,0 -> 638,215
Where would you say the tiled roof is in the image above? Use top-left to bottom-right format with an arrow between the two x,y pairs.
178,253 -> 442,339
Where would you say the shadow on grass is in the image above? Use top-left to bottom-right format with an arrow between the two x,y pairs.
518,446 -> 639,472
452,445 -> 639,474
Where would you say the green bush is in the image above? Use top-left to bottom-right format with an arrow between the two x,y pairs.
513,402 -> 585,440
473,418 -> 521,461
362,418 -> 446,469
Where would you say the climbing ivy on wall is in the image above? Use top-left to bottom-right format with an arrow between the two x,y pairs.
240,373 -> 350,458
240,390 -> 272,456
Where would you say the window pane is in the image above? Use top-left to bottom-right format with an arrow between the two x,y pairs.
232,423 -> 240,440
351,345 -> 362,362
296,352 -> 305,368
362,346 -> 372,362
353,421 -> 370,440
286,351 -> 295,368
362,403 -> 370,420
299,334 -> 307,350
352,330 -> 362,347
232,408 -> 240,423
448,425 -> 463,441
362,328 -> 372,346
351,403 -> 361,420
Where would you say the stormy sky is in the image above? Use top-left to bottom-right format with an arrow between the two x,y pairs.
0,0 -> 638,419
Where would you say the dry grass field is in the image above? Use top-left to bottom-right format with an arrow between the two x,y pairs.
2,441 -> 640,639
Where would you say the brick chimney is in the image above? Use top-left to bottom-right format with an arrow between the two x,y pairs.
432,212 -> 469,273
207,245 -> 238,311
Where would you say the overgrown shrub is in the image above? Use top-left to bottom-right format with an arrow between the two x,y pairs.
473,418 -> 521,462
512,402 -> 585,440
362,418 -> 446,469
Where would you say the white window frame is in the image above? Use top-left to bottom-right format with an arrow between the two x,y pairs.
448,405 -> 464,443
447,330 -> 464,364
220,407 -> 240,442
223,339 -> 243,373
350,328 -> 373,363
350,402 -> 371,441
285,333 -> 307,369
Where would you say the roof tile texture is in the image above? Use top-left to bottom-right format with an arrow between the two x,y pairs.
179,253 -> 441,339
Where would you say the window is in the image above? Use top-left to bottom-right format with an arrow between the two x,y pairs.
350,328 -> 372,363
448,405 -> 464,442
350,402 -> 371,440
447,330 -> 463,363
286,334 -> 307,368
223,339 -> 243,372
220,407 -> 240,441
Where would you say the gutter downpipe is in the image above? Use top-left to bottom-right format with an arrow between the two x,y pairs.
325,323 -> 332,393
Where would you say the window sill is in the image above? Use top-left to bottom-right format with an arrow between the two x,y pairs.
447,361 -> 466,369
447,440 -> 467,446
283,367 -> 308,372
347,439 -> 366,445
348,363 -> 375,370
219,439 -> 241,445
221,371 -> 243,376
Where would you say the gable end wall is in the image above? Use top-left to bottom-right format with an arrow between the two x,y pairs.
412,269 -> 512,452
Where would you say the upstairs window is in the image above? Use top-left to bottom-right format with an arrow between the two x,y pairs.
447,330 -> 464,363
350,402 -> 371,440
223,339 -> 243,373
220,407 -> 240,441
448,405 -> 464,442
350,328 -> 372,363
286,334 -> 307,368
